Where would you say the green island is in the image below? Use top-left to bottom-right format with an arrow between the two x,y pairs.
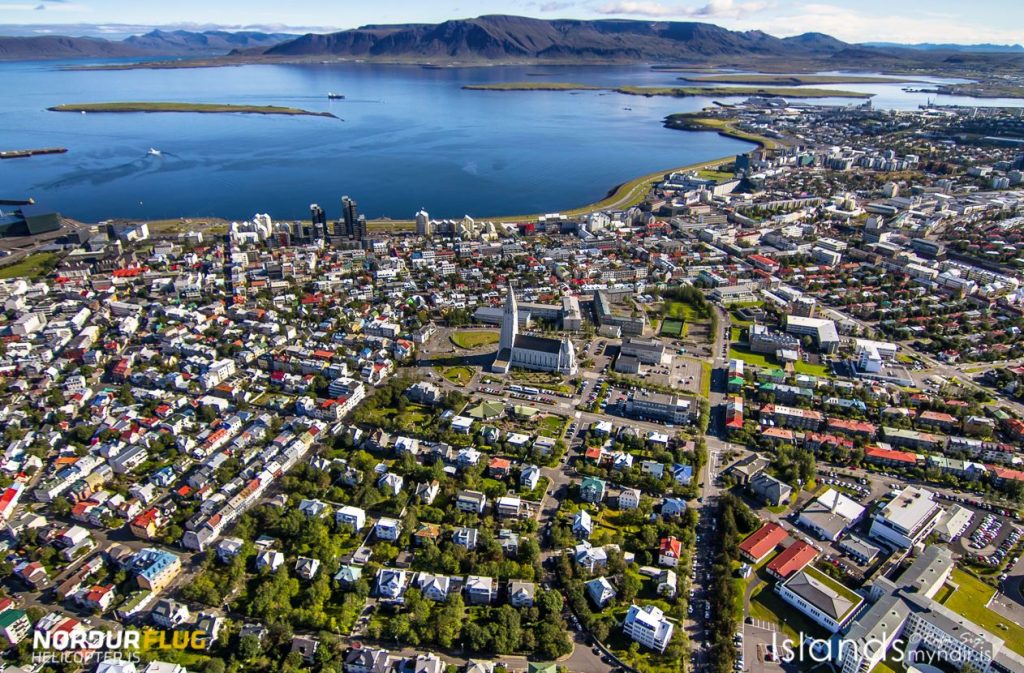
463,82 -> 872,98
679,74 -> 918,85
662,112 -> 783,149
47,102 -> 338,118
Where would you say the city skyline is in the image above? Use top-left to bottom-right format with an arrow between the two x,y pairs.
0,0 -> 1022,46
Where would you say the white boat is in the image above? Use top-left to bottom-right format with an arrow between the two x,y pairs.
147,148 -> 162,156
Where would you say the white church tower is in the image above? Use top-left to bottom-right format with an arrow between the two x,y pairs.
499,283 -> 518,353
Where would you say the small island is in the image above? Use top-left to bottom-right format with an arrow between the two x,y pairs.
463,82 -> 872,98
463,82 -> 602,91
47,102 -> 338,118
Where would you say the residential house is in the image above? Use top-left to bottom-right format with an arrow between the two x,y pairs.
415,573 -> 452,602
508,580 -> 536,607
579,476 -> 606,503
586,577 -> 616,608
456,490 -> 487,514
618,488 -> 641,510
573,510 -> 593,539
658,536 -> 682,567
465,575 -> 496,604
376,568 -> 409,600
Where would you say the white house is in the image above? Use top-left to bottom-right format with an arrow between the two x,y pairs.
618,488 -> 641,510
335,506 -> 366,532
376,568 -> 409,600
622,604 -> 674,652
573,510 -> 593,539
375,517 -> 402,541
586,576 -> 616,608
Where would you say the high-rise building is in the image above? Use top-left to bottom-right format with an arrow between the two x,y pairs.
310,204 -> 326,239
353,215 -> 367,241
415,209 -> 432,237
342,196 -> 358,236
310,204 -> 326,226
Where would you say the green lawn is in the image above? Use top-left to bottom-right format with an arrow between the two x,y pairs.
663,300 -> 700,322
450,330 -> 500,349
697,168 -> 735,183
441,366 -> 475,386
728,345 -> 773,368
932,583 -> 954,605
794,360 -> 830,377
870,657 -> 904,673
942,569 -> 1024,656
0,252 -> 58,279
659,318 -> 684,337
700,361 -> 712,398
537,414 -> 568,437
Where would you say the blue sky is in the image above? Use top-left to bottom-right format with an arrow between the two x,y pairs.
1,0 -> 1021,44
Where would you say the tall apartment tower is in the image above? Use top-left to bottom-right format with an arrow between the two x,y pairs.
415,209 -> 432,237
341,196 -> 358,236
310,203 -> 326,226
353,215 -> 367,241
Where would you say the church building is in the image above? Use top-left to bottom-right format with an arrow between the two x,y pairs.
492,285 -> 577,376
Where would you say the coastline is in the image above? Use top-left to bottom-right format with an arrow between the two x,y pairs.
463,82 -> 873,99
132,113 -> 770,234
75,112 -> 770,233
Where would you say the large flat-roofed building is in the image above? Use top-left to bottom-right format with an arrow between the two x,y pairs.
785,315 -> 840,353
796,488 -> 866,541
869,486 -> 943,549
901,592 -> 1023,673
593,290 -> 645,336
839,593 -> 912,673
620,338 -> 669,365
838,546 -> 1024,673
760,403 -> 823,431
749,323 -> 801,355
625,392 -> 697,425
561,295 -> 582,331
0,204 -> 63,237
775,565 -> 863,633
710,283 -> 759,304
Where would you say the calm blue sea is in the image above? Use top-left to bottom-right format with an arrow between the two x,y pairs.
0,61 -> 1018,222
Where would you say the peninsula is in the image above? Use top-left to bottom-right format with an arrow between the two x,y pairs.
47,102 -> 337,118
462,83 -> 873,98
676,74 -> 919,85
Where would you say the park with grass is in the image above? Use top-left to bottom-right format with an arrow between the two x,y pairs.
450,330 -> 500,349
441,366 -> 475,387
0,252 -> 59,280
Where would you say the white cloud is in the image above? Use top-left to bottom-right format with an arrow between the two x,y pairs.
596,0 -> 773,19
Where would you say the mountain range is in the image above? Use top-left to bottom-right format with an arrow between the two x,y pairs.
0,29 -> 295,60
1,15 -> 1022,70
259,15 -> 851,61
863,41 -> 1024,53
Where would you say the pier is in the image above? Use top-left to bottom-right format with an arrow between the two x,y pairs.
0,147 -> 68,159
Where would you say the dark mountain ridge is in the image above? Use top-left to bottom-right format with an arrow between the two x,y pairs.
263,15 -> 846,61
0,29 -> 295,60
